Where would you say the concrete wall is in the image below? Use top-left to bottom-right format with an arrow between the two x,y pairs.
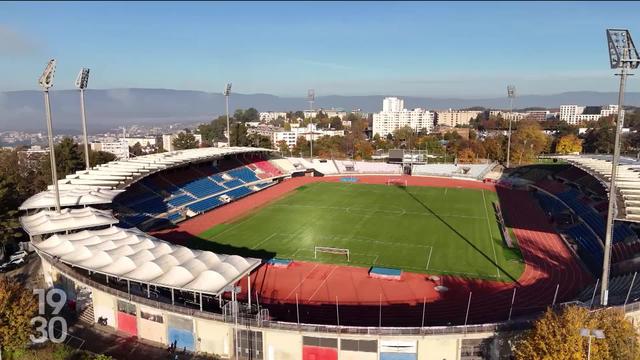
418,336 -> 461,360
138,306 -> 167,344
263,329 -> 302,360
195,317 -> 232,357
92,288 -> 116,328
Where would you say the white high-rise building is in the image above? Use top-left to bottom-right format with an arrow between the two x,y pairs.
559,104 -> 619,125
382,97 -> 404,112
373,97 -> 435,137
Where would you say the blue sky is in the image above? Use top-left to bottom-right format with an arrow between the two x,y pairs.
2,1 -> 640,97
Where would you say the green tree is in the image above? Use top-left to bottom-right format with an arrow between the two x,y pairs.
230,123 -> 249,147
55,137 -> 84,178
198,115 -> 229,143
172,132 -> 199,150
248,134 -> 273,148
129,142 -> 143,156
582,116 -> 615,154
513,306 -> 640,360
292,136 -> 310,157
276,140 -> 290,154
89,150 -> 117,167
0,277 -> 38,355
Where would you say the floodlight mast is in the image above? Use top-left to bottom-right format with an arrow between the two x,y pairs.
38,59 -> 61,213
601,29 -> 640,307
75,68 -> 91,169
308,89 -> 315,159
506,85 -> 516,168
224,83 -> 232,147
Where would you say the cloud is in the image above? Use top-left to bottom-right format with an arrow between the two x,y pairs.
0,26 -> 37,56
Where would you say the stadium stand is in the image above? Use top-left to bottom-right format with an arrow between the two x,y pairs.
411,163 -> 493,179
577,272 -> 640,305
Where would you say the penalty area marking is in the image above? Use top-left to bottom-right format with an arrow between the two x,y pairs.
426,246 -> 434,270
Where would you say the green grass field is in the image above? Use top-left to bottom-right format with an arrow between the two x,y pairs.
198,182 -> 525,281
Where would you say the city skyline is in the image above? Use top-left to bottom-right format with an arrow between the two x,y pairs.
2,1 -> 640,97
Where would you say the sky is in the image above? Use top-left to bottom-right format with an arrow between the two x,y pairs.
2,1 -> 640,97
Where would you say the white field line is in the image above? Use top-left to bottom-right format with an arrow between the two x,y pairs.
426,246 -> 434,270
251,233 -> 278,250
284,262 -> 321,300
481,189 -> 501,279
307,265 -> 340,301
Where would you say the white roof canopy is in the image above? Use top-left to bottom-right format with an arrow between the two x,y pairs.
19,188 -> 124,210
20,207 -> 118,236
33,227 -> 261,295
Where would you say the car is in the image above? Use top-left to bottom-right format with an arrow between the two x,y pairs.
8,258 -> 25,267
9,250 -> 28,262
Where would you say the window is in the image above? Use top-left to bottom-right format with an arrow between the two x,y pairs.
140,310 -> 163,323
117,300 -> 136,316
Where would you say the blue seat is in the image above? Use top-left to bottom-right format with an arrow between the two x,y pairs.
223,179 -> 244,189
225,186 -> 252,199
187,197 -> 223,213
182,178 -> 226,198
167,194 -> 196,207
227,167 -> 259,183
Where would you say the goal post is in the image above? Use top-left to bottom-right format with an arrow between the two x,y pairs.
386,178 -> 408,187
314,246 -> 350,262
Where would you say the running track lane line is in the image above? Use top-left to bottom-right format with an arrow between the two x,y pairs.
306,266 -> 340,302
283,263 -> 321,300
481,189 -> 501,279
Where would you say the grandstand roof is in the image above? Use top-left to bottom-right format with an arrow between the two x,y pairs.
21,146 -> 275,209
33,226 -> 261,295
19,188 -> 124,210
20,207 -> 118,236
560,155 -> 640,222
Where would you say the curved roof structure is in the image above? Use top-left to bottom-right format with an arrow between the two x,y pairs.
21,146 -> 275,209
33,226 -> 261,295
19,188 -> 124,210
20,207 -> 118,236
560,155 -> 640,222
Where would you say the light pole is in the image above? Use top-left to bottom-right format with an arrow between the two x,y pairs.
580,328 -> 605,360
39,59 -> 61,213
506,85 -> 516,168
601,29 -> 640,306
224,83 -> 232,147
75,68 -> 91,169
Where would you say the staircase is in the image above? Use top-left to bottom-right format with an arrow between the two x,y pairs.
78,302 -> 95,325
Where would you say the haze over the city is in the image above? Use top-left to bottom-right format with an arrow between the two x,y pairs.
3,1 -> 640,97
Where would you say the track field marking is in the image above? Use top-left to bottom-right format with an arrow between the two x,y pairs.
481,189 -> 501,279
270,204 -> 485,219
284,262 -> 321,300
444,188 -> 448,197
250,233 -> 277,250
307,266 -> 339,301
426,246 -> 433,270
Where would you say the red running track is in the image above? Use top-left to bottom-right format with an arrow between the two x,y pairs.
153,175 -> 592,326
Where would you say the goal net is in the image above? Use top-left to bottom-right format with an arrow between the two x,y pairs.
386,178 -> 408,187
314,246 -> 350,262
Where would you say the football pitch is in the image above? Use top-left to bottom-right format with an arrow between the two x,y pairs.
197,182 -> 525,281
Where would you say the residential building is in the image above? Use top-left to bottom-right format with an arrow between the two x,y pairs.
372,97 -> 435,137
91,141 -> 128,159
436,110 -> 482,127
124,137 -> 157,148
17,147 -> 49,173
272,123 -> 344,148
559,105 -> 619,125
259,112 -> 287,122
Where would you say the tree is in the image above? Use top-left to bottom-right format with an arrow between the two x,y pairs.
292,136 -> 310,157
555,134 -> 583,154
0,277 -> 38,354
55,137 -> 84,178
457,148 -> 476,163
353,140 -> 374,160
89,150 -> 117,168
276,140 -> 290,154
510,120 -> 549,165
484,136 -> 505,162
582,116 -> 615,154
513,306 -> 640,360
248,134 -> 272,148
172,132 -> 199,150
129,142 -> 143,156
230,123 -> 249,147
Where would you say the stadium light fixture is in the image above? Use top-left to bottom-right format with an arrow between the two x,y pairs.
580,328 -> 605,360
75,68 -> 91,169
224,83 -> 232,147
506,85 -> 516,168
39,59 -> 61,213
601,29 -> 640,307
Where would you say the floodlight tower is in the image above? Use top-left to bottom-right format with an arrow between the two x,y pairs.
39,59 -> 61,213
75,68 -> 91,169
506,85 -> 516,168
601,29 -> 640,306
224,83 -> 232,147
307,89 -> 315,159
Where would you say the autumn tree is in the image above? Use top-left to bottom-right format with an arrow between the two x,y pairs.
172,132 -> 199,150
510,120 -> 549,165
0,277 -> 38,355
513,306 -> 640,360
276,140 -> 290,154
555,134 -> 583,154
457,148 -> 476,163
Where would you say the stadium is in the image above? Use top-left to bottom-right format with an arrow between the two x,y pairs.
18,147 -> 640,359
